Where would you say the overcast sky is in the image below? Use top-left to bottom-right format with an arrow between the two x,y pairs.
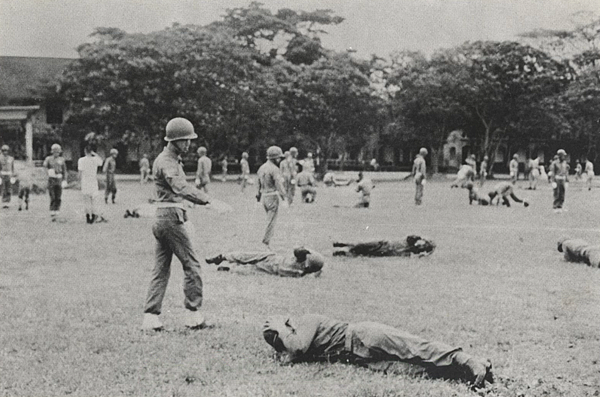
1,0 -> 599,59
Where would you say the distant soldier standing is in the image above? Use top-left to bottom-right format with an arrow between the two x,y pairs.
257,146 -> 287,248
412,148 -> 427,205
195,146 -> 212,193
574,160 -> 582,181
139,154 -> 151,184
509,154 -> 519,184
528,157 -> 540,190
280,151 -> 297,204
584,158 -> 594,191
43,143 -> 68,221
355,171 -> 374,208
302,152 -> 315,175
103,148 -> 118,204
0,145 -> 15,208
220,156 -> 228,182
240,152 -> 250,192
479,155 -> 489,187
142,117 -> 212,331
550,149 -> 569,212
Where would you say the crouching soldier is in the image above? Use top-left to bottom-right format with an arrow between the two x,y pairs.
465,182 -> 490,206
488,181 -> 529,207
263,314 -> 493,390
355,171 -> 374,208
205,247 -> 324,277
333,235 -> 435,257
296,166 -> 317,203
557,237 -> 600,268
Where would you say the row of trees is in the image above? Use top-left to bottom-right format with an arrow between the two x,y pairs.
57,3 -> 600,173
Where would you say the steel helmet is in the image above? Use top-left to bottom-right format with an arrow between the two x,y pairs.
305,252 -> 324,274
110,148 -> 119,155
51,143 -> 62,153
419,147 -> 428,156
289,147 -> 298,155
266,146 -> 284,160
1,145 -> 9,151
513,154 -> 519,159
242,152 -> 249,159
164,117 -> 198,142
197,146 -> 207,155
557,149 -> 567,156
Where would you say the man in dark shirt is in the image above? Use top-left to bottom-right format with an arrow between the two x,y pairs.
333,235 -> 435,257
263,314 -> 493,389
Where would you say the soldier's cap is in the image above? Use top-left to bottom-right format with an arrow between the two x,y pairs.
1,145 -> 9,151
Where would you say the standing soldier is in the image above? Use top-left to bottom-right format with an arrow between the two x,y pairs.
240,152 -> 250,192
584,157 -> 594,191
509,154 -> 519,184
0,145 -> 15,208
78,144 -> 105,224
302,152 -> 315,175
103,148 -> 118,204
139,154 -> 151,184
574,160 -> 582,181
280,151 -> 297,204
257,146 -> 287,248
528,157 -> 540,190
196,146 -> 212,193
550,149 -> 570,213
43,143 -> 68,221
412,148 -> 427,205
479,155 -> 489,187
220,156 -> 228,182
355,171 -> 374,208
142,117 -> 212,331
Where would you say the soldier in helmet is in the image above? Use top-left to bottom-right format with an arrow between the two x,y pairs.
103,148 -> 118,204
43,143 -> 68,221
205,247 -> 324,277
479,155 -> 489,187
142,117 -> 213,332
550,149 -> 570,212
257,146 -> 287,248
0,144 -> 15,208
412,148 -> 428,205
195,146 -> 212,193
240,151 -> 250,192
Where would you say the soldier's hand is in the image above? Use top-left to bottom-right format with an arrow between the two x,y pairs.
421,179 -> 426,185
551,182 -> 557,189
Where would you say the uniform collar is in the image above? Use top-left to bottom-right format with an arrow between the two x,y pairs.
163,145 -> 182,161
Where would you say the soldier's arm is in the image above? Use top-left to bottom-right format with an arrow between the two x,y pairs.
163,161 -> 210,205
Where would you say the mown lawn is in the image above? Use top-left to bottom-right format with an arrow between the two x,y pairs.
1,177 -> 599,396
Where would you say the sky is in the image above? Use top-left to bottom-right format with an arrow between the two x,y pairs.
1,0 -> 600,59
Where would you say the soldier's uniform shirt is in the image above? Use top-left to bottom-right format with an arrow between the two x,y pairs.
296,171 -> 315,187
241,158 -> 250,176
585,161 -> 594,176
412,155 -> 426,183
103,157 -> 116,175
550,160 -> 569,181
43,155 -> 67,186
356,178 -> 374,204
78,155 -> 103,195
280,158 -> 297,178
196,155 -> 212,186
509,159 -> 519,175
139,158 -> 150,171
0,153 -> 15,176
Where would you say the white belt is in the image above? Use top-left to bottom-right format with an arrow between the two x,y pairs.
155,202 -> 186,209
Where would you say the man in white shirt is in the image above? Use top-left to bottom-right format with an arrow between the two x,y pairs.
78,144 -> 105,224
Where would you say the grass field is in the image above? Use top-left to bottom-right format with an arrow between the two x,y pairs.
1,178 -> 599,396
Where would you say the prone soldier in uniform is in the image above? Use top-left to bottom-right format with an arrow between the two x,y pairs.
257,146 -> 287,248
263,314 -> 493,390
332,235 -> 435,257
205,247 -> 324,277
557,237 -> 600,268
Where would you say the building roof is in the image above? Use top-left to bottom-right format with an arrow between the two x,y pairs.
0,56 -> 74,104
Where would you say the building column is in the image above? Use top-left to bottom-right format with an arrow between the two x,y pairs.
25,117 -> 33,163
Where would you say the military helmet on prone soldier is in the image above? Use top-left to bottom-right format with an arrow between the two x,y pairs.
266,146 -> 284,160
305,252 -> 324,274
164,117 -> 198,142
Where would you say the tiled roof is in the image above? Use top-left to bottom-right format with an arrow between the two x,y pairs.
0,56 -> 75,103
